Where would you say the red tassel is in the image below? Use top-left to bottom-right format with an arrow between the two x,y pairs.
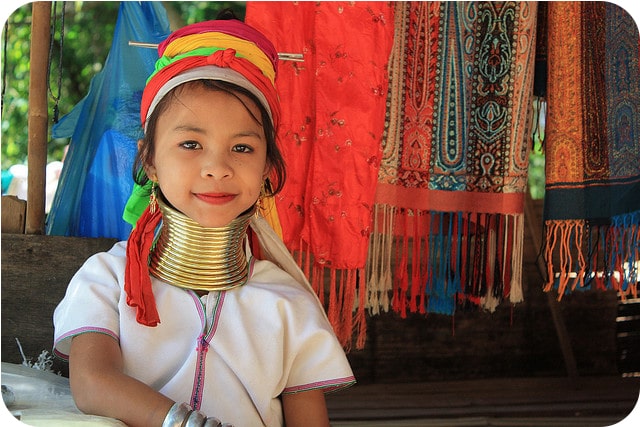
418,212 -> 431,314
125,205 -> 162,326
341,269 -> 356,348
338,269 -> 346,324
483,214 -> 494,296
501,215 -> 512,298
327,267 -> 338,331
394,212 -> 410,318
461,213 -> 470,293
312,263 -> 325,306
355,268 -> 367,350
409,211 -> 421,314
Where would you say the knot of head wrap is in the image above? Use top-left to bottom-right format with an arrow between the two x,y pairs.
207,48 -> 238,67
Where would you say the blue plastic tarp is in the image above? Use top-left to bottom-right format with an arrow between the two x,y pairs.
46,1 -> 170,239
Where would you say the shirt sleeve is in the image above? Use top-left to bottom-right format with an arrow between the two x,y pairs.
280,284 -> 356,394
53,242 -> 126,359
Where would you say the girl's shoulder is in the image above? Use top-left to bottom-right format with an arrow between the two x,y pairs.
107,240 -> 128,256
249,258 -> 305,290
246,259 -> 325,311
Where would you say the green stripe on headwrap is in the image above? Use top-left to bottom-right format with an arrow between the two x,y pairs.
147,47 -> 239,83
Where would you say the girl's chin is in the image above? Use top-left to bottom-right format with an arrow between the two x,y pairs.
190,209 -> 255,229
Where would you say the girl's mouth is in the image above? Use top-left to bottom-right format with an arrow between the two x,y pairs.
195,193 -> 237,205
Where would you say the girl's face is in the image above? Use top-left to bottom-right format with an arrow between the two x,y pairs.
145,83 -> 269,228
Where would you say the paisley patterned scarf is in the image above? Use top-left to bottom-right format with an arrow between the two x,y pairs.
369,1 -> 537,317
543,2 -> 640,299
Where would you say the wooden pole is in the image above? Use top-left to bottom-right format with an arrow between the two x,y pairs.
523,188 -> 579,381
26,2 -> 51,234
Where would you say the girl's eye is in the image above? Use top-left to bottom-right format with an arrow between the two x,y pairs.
180,141 -> 201,150
232,144 -> 253,153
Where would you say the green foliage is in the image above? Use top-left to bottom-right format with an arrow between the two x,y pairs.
165,1 -> 246,26
528,97 -> 546,199
528,150 -> 545,200
1,1 -> 246,170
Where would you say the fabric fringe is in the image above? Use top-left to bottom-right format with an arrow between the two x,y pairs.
365,204 -> 395,315
509,214 -> 525,304
294,241 -> 367,351
543,210 -> 640,300
290,204 -> 529,349
365,205 -> 525,317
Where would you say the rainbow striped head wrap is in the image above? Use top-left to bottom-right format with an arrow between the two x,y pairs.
140,19 -> 280,130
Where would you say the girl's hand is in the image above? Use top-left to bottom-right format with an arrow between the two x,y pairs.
69,332 -> 174,427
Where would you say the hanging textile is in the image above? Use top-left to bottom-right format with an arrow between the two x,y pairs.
245,1 -> 395,349
543,2 -> 640,299
46,2 -> 170,239
369,2 -> 537,318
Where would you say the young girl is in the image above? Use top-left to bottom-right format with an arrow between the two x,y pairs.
53,13 -> 355,427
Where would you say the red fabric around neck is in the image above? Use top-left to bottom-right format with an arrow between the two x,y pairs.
125,204 -> 163,326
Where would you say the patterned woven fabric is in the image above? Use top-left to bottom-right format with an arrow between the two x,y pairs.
246,1 -> 395,348
543,2 -> 640,298
369,1 -> 537,317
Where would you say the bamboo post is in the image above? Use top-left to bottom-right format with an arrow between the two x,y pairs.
26,2 -> 51,234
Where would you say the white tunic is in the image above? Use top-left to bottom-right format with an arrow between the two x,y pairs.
53,239 -> 355,426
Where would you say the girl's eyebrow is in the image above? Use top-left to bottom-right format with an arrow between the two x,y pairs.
172,124 -> 205,133
234,130 -> 263,138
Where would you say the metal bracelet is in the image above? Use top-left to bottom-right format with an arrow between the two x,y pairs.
162,402 -> 193,427
185,409 -> 208,427
203,417 -> 222,427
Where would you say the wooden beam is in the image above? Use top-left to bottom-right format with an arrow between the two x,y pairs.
26,2 -> 52,234
1,195 -> 26,233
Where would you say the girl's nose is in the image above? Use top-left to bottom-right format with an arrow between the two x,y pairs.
201,155 -> 233,179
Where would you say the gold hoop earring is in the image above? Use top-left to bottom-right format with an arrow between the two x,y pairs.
149,181 -> 158,214
255,180 -> 268,215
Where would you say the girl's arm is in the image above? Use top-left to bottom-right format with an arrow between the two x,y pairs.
282,388 -> 331,427
69,332 -> 174,427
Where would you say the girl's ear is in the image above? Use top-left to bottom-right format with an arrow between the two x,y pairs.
145,165 -> 158,183
262,162 -> 272,180
138,139 -> 157,181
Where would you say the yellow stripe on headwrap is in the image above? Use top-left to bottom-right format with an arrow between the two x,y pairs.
163,33 -> 275,83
